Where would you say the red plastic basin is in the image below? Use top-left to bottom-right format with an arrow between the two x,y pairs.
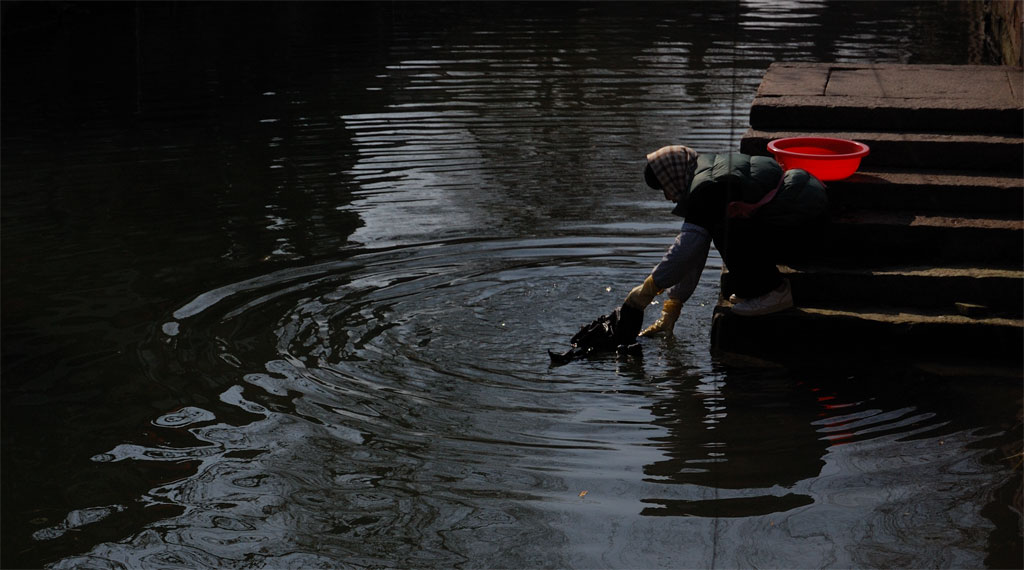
767,137 -> 870,181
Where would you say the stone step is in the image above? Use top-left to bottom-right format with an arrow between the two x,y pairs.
714,63 -> 1024,363
722,265 -> 1024,319
750,97 -> 1023,135
824,168 -> 1024,216
710,303 -> 1024,363
751,62 -> 1023,135
741,128 -> 1023,173
779,211 -> 1024,266
745,96 -> 1024,135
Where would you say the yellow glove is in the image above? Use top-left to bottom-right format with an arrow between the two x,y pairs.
624,275 -> 661,310
640,298 -> 682,336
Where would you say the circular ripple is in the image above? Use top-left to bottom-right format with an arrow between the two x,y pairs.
84,236 -> 722,567
168,235 -> 721,384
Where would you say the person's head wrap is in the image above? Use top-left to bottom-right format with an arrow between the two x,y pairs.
645,145 -> 698,202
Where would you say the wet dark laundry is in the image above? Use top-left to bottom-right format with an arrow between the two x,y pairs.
549,304 -> 643,365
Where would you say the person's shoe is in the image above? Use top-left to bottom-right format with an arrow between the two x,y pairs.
731,279 -> 793,316
727,293 -> 744,304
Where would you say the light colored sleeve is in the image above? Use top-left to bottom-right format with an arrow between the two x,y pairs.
651,222 -> 711,304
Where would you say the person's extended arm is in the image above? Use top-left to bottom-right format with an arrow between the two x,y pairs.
624,223 -> 711,335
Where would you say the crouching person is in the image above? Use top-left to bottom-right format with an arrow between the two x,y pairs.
624,145 -> 828,335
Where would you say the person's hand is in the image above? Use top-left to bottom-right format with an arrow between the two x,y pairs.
624,275 -> 660,310
640,298 -> 682,336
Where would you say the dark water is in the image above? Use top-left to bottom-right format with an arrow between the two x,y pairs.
3,2 -> 1021,568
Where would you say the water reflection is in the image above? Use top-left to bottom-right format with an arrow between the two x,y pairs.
642,369 -> 825,517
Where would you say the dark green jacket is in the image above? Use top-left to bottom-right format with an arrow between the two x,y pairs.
673,153 -> 828,226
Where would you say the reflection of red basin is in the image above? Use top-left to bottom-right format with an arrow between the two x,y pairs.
767,137 -> 870,181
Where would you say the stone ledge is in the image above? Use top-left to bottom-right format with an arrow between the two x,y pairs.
751,62 -> 1023,134
710,303 -> 1024,363
750,97 -> 1023,134
720,264 -> 1023,319
823,169 -> 1023,215
781,215 -> 1022,266
836,168 -> 1023,188
741,128 -> 1024,171
833,212 -> 1022,230
757,62 -> 1023,105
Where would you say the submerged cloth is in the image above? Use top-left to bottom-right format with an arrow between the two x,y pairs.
646,145 -> 698,203
548,304 -> 643,365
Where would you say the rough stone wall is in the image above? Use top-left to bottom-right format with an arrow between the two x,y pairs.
968,0 -> 1023,67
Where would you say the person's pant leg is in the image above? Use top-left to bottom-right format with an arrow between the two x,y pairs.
717,218 -> 783,299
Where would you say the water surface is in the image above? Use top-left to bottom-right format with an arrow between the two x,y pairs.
2,3 -> 1020,568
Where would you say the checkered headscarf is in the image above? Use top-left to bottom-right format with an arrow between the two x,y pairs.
645,145 -> 698,202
